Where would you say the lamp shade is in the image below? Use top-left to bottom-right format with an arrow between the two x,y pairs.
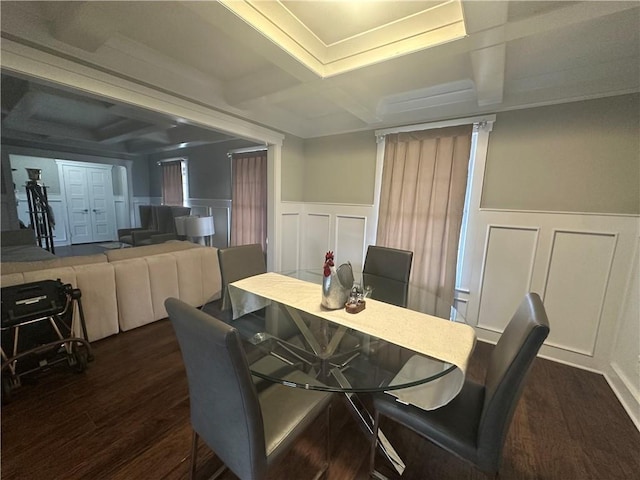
174,215 -> 191,236
185,216 -> 215,237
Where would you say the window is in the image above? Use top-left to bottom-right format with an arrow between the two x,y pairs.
159,158 -> 188,205
373,116 -> 495,297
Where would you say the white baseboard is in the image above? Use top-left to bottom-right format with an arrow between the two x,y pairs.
605,363 -> 640,431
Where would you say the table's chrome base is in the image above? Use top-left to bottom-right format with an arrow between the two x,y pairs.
331,369 -> 406,476
370,469 -> 393,480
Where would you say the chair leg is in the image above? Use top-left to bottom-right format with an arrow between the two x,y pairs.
189,430 -> 198,480
325,403 -> 332,478
368,410 -> 381,477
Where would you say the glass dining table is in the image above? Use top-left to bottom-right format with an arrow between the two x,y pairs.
219,269 -> 477,476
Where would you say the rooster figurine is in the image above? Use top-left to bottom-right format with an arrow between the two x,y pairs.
323,251 -> 335,277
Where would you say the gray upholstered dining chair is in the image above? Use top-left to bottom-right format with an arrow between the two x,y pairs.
362,245 -> 413,307
369,293 -> 550,476
217,243 -> 267,311
165,298 -> 332,480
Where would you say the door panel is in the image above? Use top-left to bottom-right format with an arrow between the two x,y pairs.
87,168 -> 115,243
63,165 -> 93,244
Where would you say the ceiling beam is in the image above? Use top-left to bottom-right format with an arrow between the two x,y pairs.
2,91 -> 98,142
44,2 -> 116,52
320,85 -> 381,124
96,119 -> 173,144
471,43 -> 506,107
166,125 -> 236,144
224,66 -> 300,107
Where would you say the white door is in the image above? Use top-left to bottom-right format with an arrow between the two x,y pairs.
62,163 -> 116,244
63,165 -> 93,244
87,168 -> 115,242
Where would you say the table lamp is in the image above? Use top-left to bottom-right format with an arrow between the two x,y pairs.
185,215 -> 215,246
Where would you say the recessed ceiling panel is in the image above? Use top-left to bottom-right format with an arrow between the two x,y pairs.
281,1 -> 444,45
219,0 -> 466,77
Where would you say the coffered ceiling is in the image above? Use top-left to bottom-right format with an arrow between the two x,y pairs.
1,1 -> 638,157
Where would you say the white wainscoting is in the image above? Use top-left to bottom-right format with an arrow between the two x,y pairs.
280,213 -> 301,272
280,202 -> 639,426
466,209 -> 638,378
476,225 -> 539,333
16,193 -> 69,246
279,202 -> 377,272
604,235 -> 640,429
542,229 -> 618,357
114,195 -> 129,231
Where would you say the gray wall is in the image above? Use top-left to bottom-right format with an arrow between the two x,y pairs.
301,130 -> 377,204
8,154 -> 62,194
281,133 -> 305,202
291,93 -> 639,214
131,159 -> 150,197
482,93 -> 639,214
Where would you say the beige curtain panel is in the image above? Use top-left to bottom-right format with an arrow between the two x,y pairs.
161,161 -> 183,206
377,125 -> 473,316
231,151 -> 267,251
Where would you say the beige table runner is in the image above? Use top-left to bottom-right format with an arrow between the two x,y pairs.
229,272 -> 477,410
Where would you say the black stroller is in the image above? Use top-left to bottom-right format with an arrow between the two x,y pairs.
1,279 -> 92,402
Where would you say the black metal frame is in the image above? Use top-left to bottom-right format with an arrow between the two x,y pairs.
25,180 -> 55,254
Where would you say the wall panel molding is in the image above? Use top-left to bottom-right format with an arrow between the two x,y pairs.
281,213 -> 301,272
476,224 -> 539,332
542,229 -> 618,357
303,213 -> 332,269
335,214 -> 367,273
604,234 -> 640,430
468,209 -> 637,376
279,202 -> 376,271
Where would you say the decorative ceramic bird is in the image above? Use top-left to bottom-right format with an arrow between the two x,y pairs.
323,251 -> 335,277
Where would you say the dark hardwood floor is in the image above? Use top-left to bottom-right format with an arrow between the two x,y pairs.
2,319 -> 638,480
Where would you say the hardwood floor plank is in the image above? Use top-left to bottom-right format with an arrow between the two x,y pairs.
2,319 -> 638,480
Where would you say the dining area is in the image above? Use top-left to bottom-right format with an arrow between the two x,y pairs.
1,237 -> 637,479
168,244 -> 550,479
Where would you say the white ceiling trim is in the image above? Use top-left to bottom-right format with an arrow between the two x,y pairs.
219,0 -> 467,78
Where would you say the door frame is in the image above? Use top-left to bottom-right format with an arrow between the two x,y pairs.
2,39 -> 284,268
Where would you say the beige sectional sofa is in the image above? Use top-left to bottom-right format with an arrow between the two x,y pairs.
0,241 -> 221,342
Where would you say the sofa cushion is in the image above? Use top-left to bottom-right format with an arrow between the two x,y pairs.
113,258 -> 156,332
1,272 -> 25,287
173,247 -> 222,307
74,263 -> 119,341
147,254 -> 180,321
1,254 -> 107,274
104,240 -> 197,262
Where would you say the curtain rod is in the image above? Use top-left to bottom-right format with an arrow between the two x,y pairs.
156,157 -> 187,166
375,114 -> 496,137
227,146 -> 267,158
